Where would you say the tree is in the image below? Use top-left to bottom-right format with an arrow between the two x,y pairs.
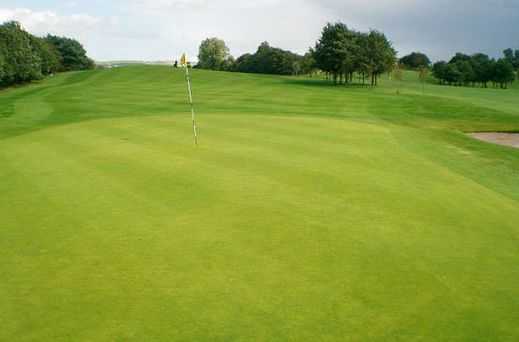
313,23 -> 351,84
470,53 -> 493,87
0,50 -> 5,83
300,52 -> 317,76
313,23 -> 395,86
197,37 -> 232,71
234,42 -> 301,75
456,60 -> 475,86
234,53 -> 255,73
0,21 -> 93,88
433,51 -> 514,89
432,61 -> 447,84
449,53 -> 471,64
443,63 -> 462,85
503,48 -> 519,79
503,48 -> 519,68
45,35 -> 94,71
31,36 -> 61,75
493,58 -> 515,89
0,21 -> 42,86
364,30 -> 396,86
400,52 -> 431,69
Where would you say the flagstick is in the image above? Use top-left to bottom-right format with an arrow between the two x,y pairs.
184,64 -> 198,145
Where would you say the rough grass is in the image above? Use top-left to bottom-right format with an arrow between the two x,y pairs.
1,66 -> 519,341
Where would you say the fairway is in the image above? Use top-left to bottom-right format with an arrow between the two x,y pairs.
1,66 -> 519,341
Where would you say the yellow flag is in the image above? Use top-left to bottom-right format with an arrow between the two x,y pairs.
180,53 -> 187,67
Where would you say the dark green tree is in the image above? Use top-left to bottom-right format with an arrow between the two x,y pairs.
449,53 -> 471,64
300,51 -> 317,76
399,52 -> 431,69
470,53 -> 493,87
432,61 -> 448,84
313,23 -> 351,84
443,63 -> 462,85
0,50 -> 5,82
493,59 -> 515,89
0,21 -> 93,88
45,35 -> 94,71
456,60 -> 475,86
503,48 -> 519,68
313,23 -> 395,86
31,36 -> 61,75
0,21 -> 42,85
364,30 -> 396,86
234,53 -> 255,73
234,42 -> 301,75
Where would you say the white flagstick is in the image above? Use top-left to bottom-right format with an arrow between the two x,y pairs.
183,56 -> 198,145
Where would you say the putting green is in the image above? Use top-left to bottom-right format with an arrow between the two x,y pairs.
1,66 -> 519,341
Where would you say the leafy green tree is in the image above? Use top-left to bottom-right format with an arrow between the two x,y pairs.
449,53 -> 471,64
31,36 -> 61,75
300,51 -> 317,76
197,37 -> 232,71
313,23 -> 395,86
0,21 -> 42,86
470,53 -> 493,87
493,59 -> 515,89
0,21 -> 93,88
503,48 -> 519,79
364,30 -> 396,86
234,53 -> 255,73
313,23 -> 350,84
433,52 -> 514,89
234,42 -> 301,75
45,35 -> 94,71
0,50 -> 5,82
220,55 -> 235,71
432,61 -> 447,84
503,48 -> 518,68
400,52 -> 431,69
456,60 -> 475,85
443,63 -> 462,85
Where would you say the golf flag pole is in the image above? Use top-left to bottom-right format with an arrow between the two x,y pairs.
181,53 -> 198,145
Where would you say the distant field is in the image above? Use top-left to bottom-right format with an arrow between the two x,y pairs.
1,66 -> 519,341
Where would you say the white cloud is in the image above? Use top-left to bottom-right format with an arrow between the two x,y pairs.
122,0 -> 330,60
0,8 -> 100,37
1,1 -> 518,61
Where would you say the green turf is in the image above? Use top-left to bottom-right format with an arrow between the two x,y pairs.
1,66 -> 519,341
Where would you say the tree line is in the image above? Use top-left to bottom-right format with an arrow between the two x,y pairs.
432,51 -> 517,89
195,22 -> 396,86
196,38 -> 307,76
0,21 -> 94,88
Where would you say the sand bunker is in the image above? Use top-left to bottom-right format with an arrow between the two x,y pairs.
469,132 -> 519,149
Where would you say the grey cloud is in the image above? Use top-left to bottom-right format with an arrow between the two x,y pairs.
2,0 -> 517,61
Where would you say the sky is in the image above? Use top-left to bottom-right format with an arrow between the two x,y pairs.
0,0 -> 518,62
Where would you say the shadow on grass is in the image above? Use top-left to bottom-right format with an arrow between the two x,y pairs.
280,78 -> 373,89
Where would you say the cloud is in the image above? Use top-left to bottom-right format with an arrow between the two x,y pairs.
1,1 -> 518,61
121,0 -> 329,59
0,8 -> 100,37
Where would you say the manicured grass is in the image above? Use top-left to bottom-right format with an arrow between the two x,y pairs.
1,66 -> 519,341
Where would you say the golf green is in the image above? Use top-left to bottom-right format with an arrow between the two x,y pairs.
1,66 -> 519,341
